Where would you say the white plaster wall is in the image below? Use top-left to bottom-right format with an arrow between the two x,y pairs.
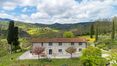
32,42 -> 87,57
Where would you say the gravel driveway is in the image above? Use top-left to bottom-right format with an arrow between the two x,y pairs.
19,50 -> 81,60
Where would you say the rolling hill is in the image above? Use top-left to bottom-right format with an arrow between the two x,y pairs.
0,18 -> 114,38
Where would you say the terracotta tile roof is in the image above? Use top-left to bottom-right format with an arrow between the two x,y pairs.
31,38 -> 87,43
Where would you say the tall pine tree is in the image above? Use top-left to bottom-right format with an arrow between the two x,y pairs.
95,27 -> 98,42
13,27 -> 20,51
95,21 -> 99,42
0,26 -> 1,36
90,23 -> 94,38
111,18 -> 115,40
7,20 -> 20,53
7,20 -> 14,54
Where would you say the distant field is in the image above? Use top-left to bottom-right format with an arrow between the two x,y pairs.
80,35 -> 95,42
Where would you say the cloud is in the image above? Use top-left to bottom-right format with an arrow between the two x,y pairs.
37,0 -> 76,16
2,2 -> 16,10
0,0 -> 117,24
31,12 -> 50,19
0,13 -> 13,18
31,0 -> 117,24
13,0 -> 38,6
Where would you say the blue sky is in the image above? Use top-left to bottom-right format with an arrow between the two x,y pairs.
0,0 -> 117,24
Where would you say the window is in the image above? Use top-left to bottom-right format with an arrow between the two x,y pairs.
49,42 -> 52,46
79,42 -> 82,45
41,42 -> 43,46
79,48 -> 82,52
71,42 -> 74,46
58,49 -> 62,53
59,42 -> 62,46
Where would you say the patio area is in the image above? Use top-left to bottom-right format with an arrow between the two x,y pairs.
19,50 -> 82,60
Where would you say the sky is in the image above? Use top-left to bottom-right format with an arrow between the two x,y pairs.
0,0 -> 117,24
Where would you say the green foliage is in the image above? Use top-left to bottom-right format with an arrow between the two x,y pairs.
7,21 -> 20,53
95,22 -> 99,42
0,18 -> 116,38
63,31 -> 74,38
38,31 -> 63,38
27,27 -> 60,38
108,49 -> 117,64
0,52 -> 23,66
90,24 -> 94,38
0,39 -> 9,57
96,43 -> 108,50
111,17 -> 116,40
19,38 -> 31,50
82,46 -> 101,57
80,46 -> 108,66
7,20 -> 14,44
96,39 -> 117,50
13,27 -> 20,51
7,21 -> 14,53
95,27 -> 98,42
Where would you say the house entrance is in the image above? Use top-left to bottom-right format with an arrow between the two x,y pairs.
49,49 -> 52,55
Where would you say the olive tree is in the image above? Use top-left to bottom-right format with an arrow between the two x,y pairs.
32,46 -> 45,59
65,47 -> 76,58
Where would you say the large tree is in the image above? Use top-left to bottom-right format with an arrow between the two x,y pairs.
65,47 -> 76,58
63,31 -> 74,38
7,20 -> 20,53
7,20 -> 14,53
90,24 -> 94,38
80,46 -> 108,66
13,27 -> 20,51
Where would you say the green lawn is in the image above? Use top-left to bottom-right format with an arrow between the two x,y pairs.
0,52 -> 23,66
0,52 -> 81,66
112,64 -> 117,66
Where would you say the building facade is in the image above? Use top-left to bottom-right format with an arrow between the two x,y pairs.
31,38 -> 87,58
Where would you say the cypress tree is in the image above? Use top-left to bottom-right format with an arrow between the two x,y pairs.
111,19 -> 115,40
13,27 -> 20,51
0,26 -> 1,36
7,21 -> 20,53
95,21 -> 99,42
90,23 -> 94,38
7,20 -> 14,54
95,27 -> 98,42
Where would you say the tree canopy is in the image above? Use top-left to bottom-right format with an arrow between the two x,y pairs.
7,20 -> 20,53
81,46 -> 108,66
65,47 -> 76,58
90,24 -> 94,38
63,31 -> 74,38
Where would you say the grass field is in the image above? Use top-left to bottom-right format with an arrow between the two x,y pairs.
0,52 -> 81,66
